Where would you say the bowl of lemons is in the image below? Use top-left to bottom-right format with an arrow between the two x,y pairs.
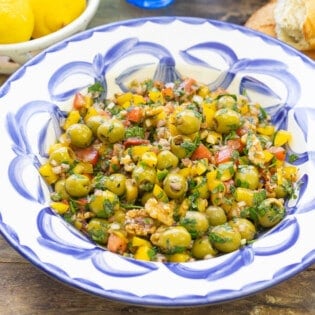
0,0 -> 100,74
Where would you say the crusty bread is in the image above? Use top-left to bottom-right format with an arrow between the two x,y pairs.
275,0 -> 315,51
245,0 -> 315,59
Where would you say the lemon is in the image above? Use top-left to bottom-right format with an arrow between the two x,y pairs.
30,0 -> 87,39
0,0 -> 34,44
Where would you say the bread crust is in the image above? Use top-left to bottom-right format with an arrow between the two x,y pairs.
303,0 -> 315,48
245,1 -> 277,37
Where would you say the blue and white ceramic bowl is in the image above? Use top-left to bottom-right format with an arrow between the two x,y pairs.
0,17 -> 315,307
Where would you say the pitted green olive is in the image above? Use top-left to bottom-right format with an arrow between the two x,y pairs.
214,108 -> 241,134
104,173 -> 127,196
205,205 -> 227,226
65,174 -> 92,197
88,189 -> 120,218
180,211 -> 209,239
66,123 -> 93,148
132,165 -> 156,192
49,146 -> 75,165
235,165 -> 260,189
209,223 -> 242,253
97,119 -> 125,143
170,135 -> 194,158
85,115 -> 107,135
156,150 -> 179,170
192,236 -> 217,259
256,198 -> 285,227
175,109 -> 201,135
216,94 -> 237,109
228,217 -> 256,241
150,226 -> 191,254
163,173 -> 188,199
86,218 -> 110,244
53,179 -> 70,200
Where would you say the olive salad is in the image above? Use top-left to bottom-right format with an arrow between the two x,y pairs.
39,77 -> 298,262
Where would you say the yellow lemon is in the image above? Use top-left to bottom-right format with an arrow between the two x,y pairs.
0,0 -> 34,44
30,0 -> 87,39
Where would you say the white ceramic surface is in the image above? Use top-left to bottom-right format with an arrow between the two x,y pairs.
0,17 -> 315,307
0,0 -> 100,74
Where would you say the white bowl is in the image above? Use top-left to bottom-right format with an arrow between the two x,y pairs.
0,0 -> 100,74
0,17 -> 315,307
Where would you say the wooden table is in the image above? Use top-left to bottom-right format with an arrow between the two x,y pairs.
1,1 -> 314,314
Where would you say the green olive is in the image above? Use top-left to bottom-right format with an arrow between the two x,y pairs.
214,108 -> 241,134
228,218 -> 256,242
65,174 -> 91,198
132,165 -> 156,192
163,173 -> 188,199
97,119 -> 125,143
88,189 -> 120,218
209,223 -> 242,253
205,205 -> 227,226
150,226 -> 191,254
175,109 -> 201,135
104,173 -> 127,196
66,123 -> 93,148
170,135 -> 194,158
256,198 -> 285,227
49,146 -> 75,165
53,179 -> 70,200
235,165 -> 260,190
180,211 -> 209,239
156,150 -> 179,170
191,236 -> 217,259
85,115 -> 107,135
86,218 -> 110,244
191,176 -> 210,199
216,94 -> 237,109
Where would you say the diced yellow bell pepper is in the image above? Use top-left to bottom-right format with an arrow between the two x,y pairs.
130,145 -> 151,162
141,151 -> 157,168
83,106 -> 98,122
263,149 -> 274,163
206,131 -> 222,145
50,201 -> 69,214
62,110 -> 81,130
73,162 -> 94,174
282,165 -> 298,182
274,130 -> 291,146
153,184 -> 169,202
257,124 -> 275,136
168,252 -> 191,263
132,94 -> 145,105
202,102 -> 216,128
39,163 -> 59,184
178,167 -> 191,178
134,245 -> 152,261
191,159 -> 208,176
131,236 -> 151,248
234,187 -> 254,206
84,95 -> 93,108
116,92 -> 133,107
197,85 -> 210,98
216,161 -> 235,181
148,90 -> 164,103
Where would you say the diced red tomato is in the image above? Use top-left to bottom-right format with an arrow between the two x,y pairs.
162,87 -> 174,100
191,143 -> 212,161
124,138 -> 150,148
73,92 -> 86,109
126,107 -> 145,123
226,138 -> 244,152
183,78 -> 197,94
214,146 -> 233,164
107,233 -> 127,254
74,147 -> 99,165
268,146 -> 286,161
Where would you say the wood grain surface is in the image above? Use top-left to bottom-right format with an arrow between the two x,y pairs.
1,1 -> 314,314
